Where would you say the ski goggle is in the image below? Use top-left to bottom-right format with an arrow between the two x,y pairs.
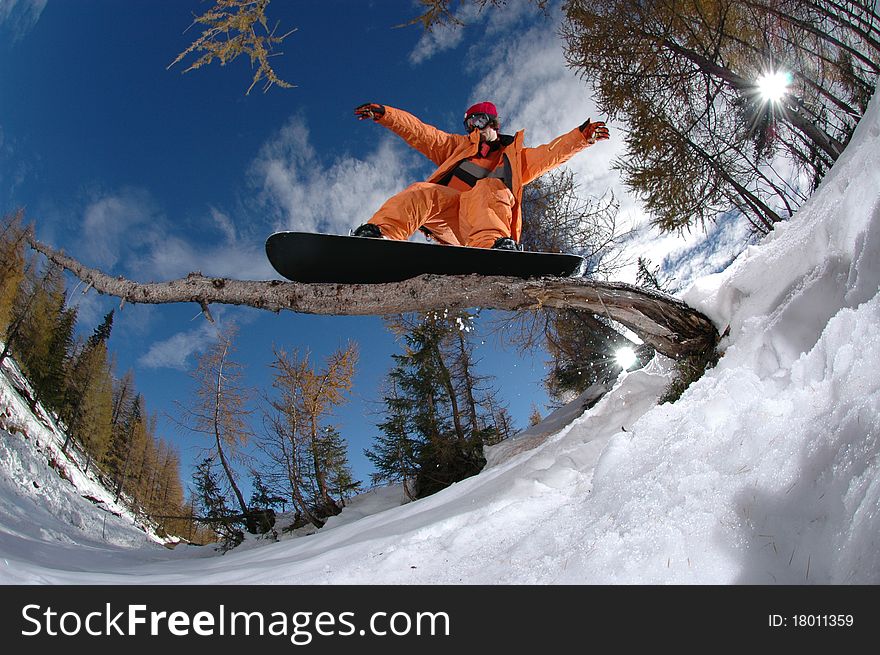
463,112 -> 496,131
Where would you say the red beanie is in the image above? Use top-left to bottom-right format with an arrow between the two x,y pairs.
464,101 -> 498,118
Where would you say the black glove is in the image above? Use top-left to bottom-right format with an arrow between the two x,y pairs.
355,103 -> 386,121
579,118 -> 610,144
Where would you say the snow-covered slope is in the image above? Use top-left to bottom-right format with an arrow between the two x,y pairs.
0,355 -> 176,583
1,91 -> 879,584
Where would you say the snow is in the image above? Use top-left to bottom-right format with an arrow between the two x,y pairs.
1,92 -> 879,585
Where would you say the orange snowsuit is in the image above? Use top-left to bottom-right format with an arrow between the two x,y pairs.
367,106 -> 594,248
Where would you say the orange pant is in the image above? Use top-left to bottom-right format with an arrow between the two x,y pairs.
367,178 -> 515,248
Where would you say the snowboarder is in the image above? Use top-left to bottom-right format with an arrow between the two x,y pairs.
352,101 -> 609,250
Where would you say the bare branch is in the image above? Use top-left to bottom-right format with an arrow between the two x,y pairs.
25,232 -> 719,361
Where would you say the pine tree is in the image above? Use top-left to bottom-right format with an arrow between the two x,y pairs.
149,440 -> 187,538
62,310 -> 115,462
528,404 -> 542,427
380,312 -> 491,498
249,472 -> 286,511
365,376 -> 421,500
317,426 -> 361,505
87,310 -> 114,350
105,392 -> 143,501
561,0 -> 878,233
544,310 -> 632,398
71,341 -> 114,469
192,457 -> 243,551
169,0 -> 295,95
125,411 -> 156,514
503,169 -> 637,399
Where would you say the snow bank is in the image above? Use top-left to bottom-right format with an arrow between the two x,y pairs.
0,353 -> 172,583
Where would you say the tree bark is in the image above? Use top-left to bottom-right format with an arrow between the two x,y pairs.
26,234 -> 719,361
213,344 -> 249,518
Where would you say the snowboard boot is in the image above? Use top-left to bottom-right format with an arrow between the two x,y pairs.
352,223 -> 384,239
491,236 -> 521,251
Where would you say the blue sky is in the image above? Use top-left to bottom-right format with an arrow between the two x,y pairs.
0,0 -> 735,493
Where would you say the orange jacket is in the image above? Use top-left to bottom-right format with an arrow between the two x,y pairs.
376,106 -> 591,241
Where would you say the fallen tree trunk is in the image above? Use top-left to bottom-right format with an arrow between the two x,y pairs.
27,234 -> 719,360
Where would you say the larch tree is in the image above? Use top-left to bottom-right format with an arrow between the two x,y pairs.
62,311 -> 115,466
561,0 -> 877,233
169,0 -> 295,95
262,343 -> 359,525
0,210 -> 27,332
182,324 -> 253,524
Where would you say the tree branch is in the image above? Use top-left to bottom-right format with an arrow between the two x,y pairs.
26,233 -> 719,360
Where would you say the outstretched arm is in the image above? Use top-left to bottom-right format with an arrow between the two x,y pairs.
521,119 -> 609,184
355,103 -> 467,166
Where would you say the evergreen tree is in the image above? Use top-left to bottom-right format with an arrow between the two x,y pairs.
62,311 -> 115,463
379,312 -> 495,498
192,457 -> 243,551
504,169 -> 637,399
70,341 -> 114,468
636,257 -> 672,293
87,310 -> 114,350
317,426 -> 362,505
249,472 -> 286,511
365,377 -> 421,500
105,392 -> 143,501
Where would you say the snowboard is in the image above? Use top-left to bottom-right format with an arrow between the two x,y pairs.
265,231 -> 584,284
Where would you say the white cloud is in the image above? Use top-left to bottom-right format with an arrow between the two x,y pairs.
409,0 -> 544,65
250,115 -> 419,236
410,22 -> 467,65
76,188 -> 274,282
79,189 -> 160,270
210,207 -> 237,243
0,123 -> 31,202
0,0 -> 47,41
144,233 -> 273,281
137,317 -> 228,371
408,2 -> 479,65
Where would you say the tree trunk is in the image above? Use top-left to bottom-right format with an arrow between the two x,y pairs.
456,330 -> 480,434
214,346 -> 249,517
26,233 -> 719,361
310,418 -> 341,517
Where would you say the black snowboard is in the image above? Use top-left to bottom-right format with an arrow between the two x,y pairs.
265,231 -> 584,284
